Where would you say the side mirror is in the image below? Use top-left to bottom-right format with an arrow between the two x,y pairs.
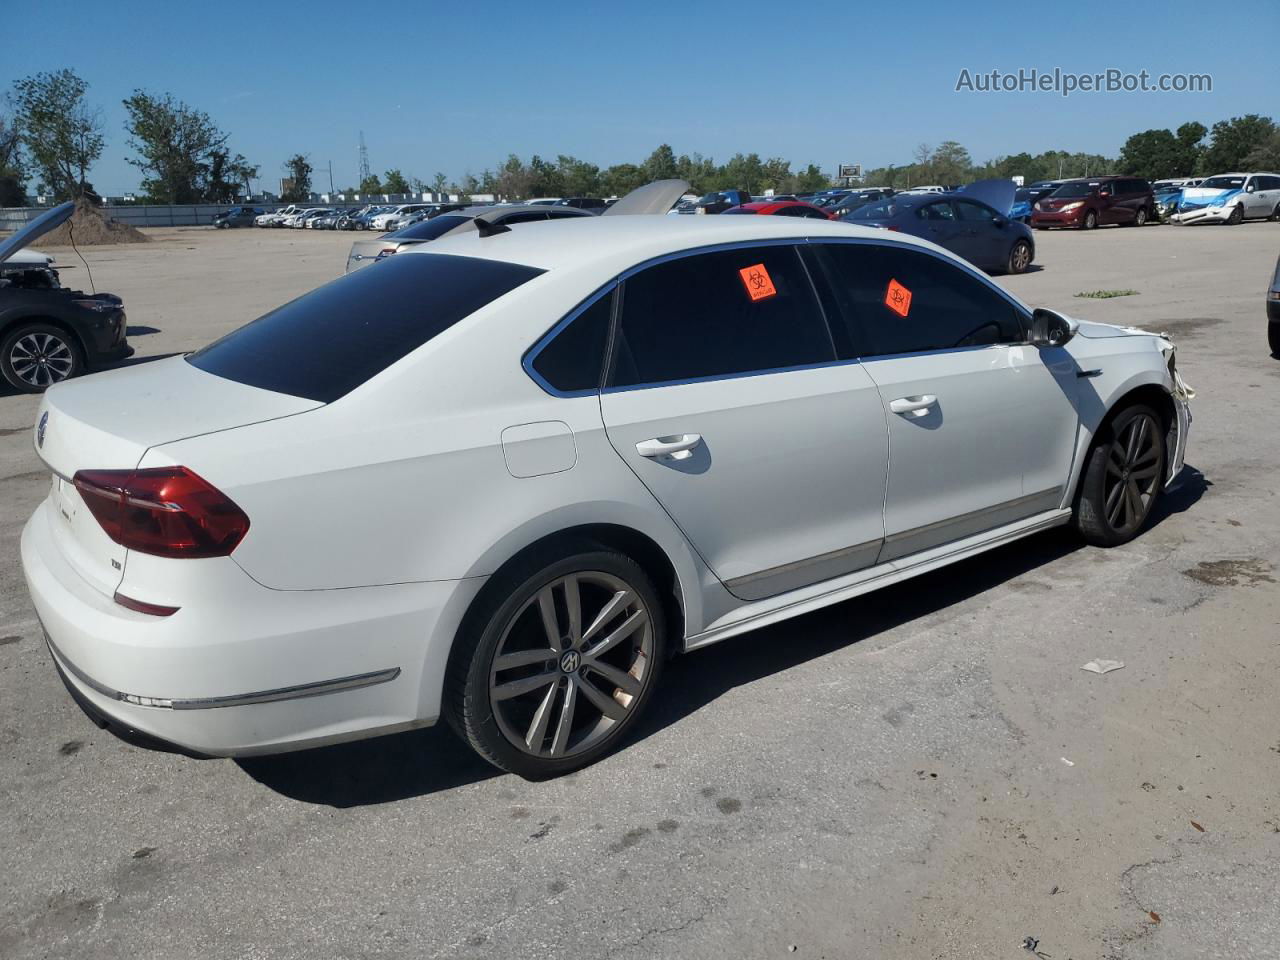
993,216 -> 1008,228
1030,308 -> 1078,347
1246,183 -> 1256,193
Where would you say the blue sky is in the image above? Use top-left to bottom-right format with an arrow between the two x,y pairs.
8,0 -> 1278,194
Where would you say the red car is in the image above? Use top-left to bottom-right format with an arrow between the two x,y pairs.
1030,176 -> 1154,230
723,200 -> 837,220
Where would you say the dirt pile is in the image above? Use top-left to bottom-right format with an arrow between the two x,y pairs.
32,199 -> 150,247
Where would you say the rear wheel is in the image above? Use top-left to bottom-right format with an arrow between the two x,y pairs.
1074,404 -> 1166,546
1082,210 -> 1098,230
1007,239 -> 1032,274
1269,322 -> 1280,357
446,544 -> 667,779
1,322 -> 84,393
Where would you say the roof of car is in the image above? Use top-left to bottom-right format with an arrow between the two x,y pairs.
408,211 -> 951,275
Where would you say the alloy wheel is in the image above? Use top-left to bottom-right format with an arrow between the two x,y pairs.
489,571 -> 653,759
1010,241 -> 1031,273
1102,412 -> 1162,536
9,332 -> 74,388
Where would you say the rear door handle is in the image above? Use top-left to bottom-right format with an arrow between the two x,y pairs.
636,434 -> 702,459
889,395 -> 938,416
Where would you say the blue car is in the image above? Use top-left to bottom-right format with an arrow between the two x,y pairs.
844,188 -> 1035,274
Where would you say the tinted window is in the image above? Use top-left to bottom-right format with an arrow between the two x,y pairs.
916,202 -> 955,221
810,243 -> 1024,358
530,290 -> 614,393
501,212 -> 550,224
610,245 -> 834,388
389,214 -> 472,241
954,199 -> 995,222
189,253 -> 544,402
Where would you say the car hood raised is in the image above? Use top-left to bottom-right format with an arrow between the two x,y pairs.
0,201 -> 74,265
956,178 -> 1017,216
603,179 -> 691,216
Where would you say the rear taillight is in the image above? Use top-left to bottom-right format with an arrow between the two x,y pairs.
72,467 -> 249,559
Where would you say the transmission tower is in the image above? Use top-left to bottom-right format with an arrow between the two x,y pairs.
358,131 -> 371,185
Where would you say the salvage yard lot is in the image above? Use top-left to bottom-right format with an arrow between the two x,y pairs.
2,222 -> 1278,959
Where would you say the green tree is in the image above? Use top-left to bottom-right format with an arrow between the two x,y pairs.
383,168 -> 411,193
1118,129 -> 1182,179
643,143 -> 678,182
529,155 -> 564,197
557,155 -> 601,197
431,171 -> 449,193
1243,131 -> 1280,171
11,68 -> 103,199
791,163 -> 829,193
1200,115 -> 1277,173
122,90 -> 239,202
930,141 -> 973,186
601,163 -> 645,196
0,111 -> 24,205
359,173 -> 383,194
282,154 -> 312,201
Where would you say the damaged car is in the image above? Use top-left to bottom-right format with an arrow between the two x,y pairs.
0,203 -> 131,393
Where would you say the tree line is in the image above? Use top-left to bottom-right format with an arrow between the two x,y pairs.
2,67 -> 1276,208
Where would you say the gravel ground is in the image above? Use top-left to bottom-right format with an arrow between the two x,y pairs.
2,220 -> 1278,960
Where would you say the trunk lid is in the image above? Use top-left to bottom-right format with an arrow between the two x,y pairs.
35,356 -> 321,597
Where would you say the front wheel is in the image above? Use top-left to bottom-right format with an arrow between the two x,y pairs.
1007,239 -> 1032,274
1226,204 -> 1243,225
1133,207 -> 1148,227
1074,404 -> 1166,546
1082,210 -> 1098,230
1,322 -> 84,393
446,545 -> 667,778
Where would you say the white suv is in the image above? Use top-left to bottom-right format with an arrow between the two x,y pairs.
1170,172 -> 1280,225
22,213 -> 1192,777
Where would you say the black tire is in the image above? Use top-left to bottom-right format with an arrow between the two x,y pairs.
1132,207 -> 1148,227
1271,203 -> 1280,222
1074,404 -> 1167,547
1226,204 -> 1243,225
1082,210 -> 1098,230
445,542 -> 667,779
1007,239 -> 1032,274
1269,322 -> 1280,357
0,322 -> 84,393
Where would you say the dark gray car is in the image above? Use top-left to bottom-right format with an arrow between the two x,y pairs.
1268,253 -> 1280,356
844,192 -> 1036,275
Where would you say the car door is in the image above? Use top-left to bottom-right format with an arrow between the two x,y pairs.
952,199 -> 1005,269
807,240 -> 1080,562
1243,176 -> 1271,218
598,243 -> 889,600
912,200 -> 963,252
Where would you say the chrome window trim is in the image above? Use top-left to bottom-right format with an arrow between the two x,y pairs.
520,234 -> 1037,398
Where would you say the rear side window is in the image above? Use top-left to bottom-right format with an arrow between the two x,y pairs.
188,253 -> 544,402
609,245 -> 834,388
810,243 -> 1024,358
389,214 -> 471,240
530,290 -> 614,393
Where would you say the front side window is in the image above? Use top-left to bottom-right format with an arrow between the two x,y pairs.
189,254 -> 544,402
609,245 -> 834,388
810,243 -> 1025,359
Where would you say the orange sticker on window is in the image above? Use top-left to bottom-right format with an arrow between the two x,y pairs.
739,263 -> 777,301
884,278 -> 912,317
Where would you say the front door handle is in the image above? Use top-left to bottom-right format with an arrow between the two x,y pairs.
889,395 -> 938,416
636,434 -> 702,459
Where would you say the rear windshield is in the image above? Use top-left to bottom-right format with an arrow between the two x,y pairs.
188,253 -> 544,402
387,214 -> 472,241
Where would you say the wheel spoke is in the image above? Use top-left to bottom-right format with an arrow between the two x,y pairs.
492,671 -> 556,702
537,586 -> 561,650
585,660 -> 641,698
494,648 -> 557,671
1128,480 -> 1144,519
563,575 -> 582,648
1105,480 -> 1126,526
524,678 -> 559,751
580,589 -> 634,646
583,608 -> 647,661
1130,463 -> 1160,481
576,676 -> 628,722
1125,420 -> 1142,463
549,678 -> 578,755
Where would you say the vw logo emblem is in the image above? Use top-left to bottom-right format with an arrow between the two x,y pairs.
37,411 -> 48,449
559,650 -> 581,674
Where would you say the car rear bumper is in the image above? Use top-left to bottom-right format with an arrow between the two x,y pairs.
21,499 -> 484,756
1268,298 -> 1280,323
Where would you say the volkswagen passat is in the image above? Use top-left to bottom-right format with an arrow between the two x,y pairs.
22,213 -> 1192,778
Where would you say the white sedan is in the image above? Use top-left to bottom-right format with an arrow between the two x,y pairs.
22,213 -> 1192,778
